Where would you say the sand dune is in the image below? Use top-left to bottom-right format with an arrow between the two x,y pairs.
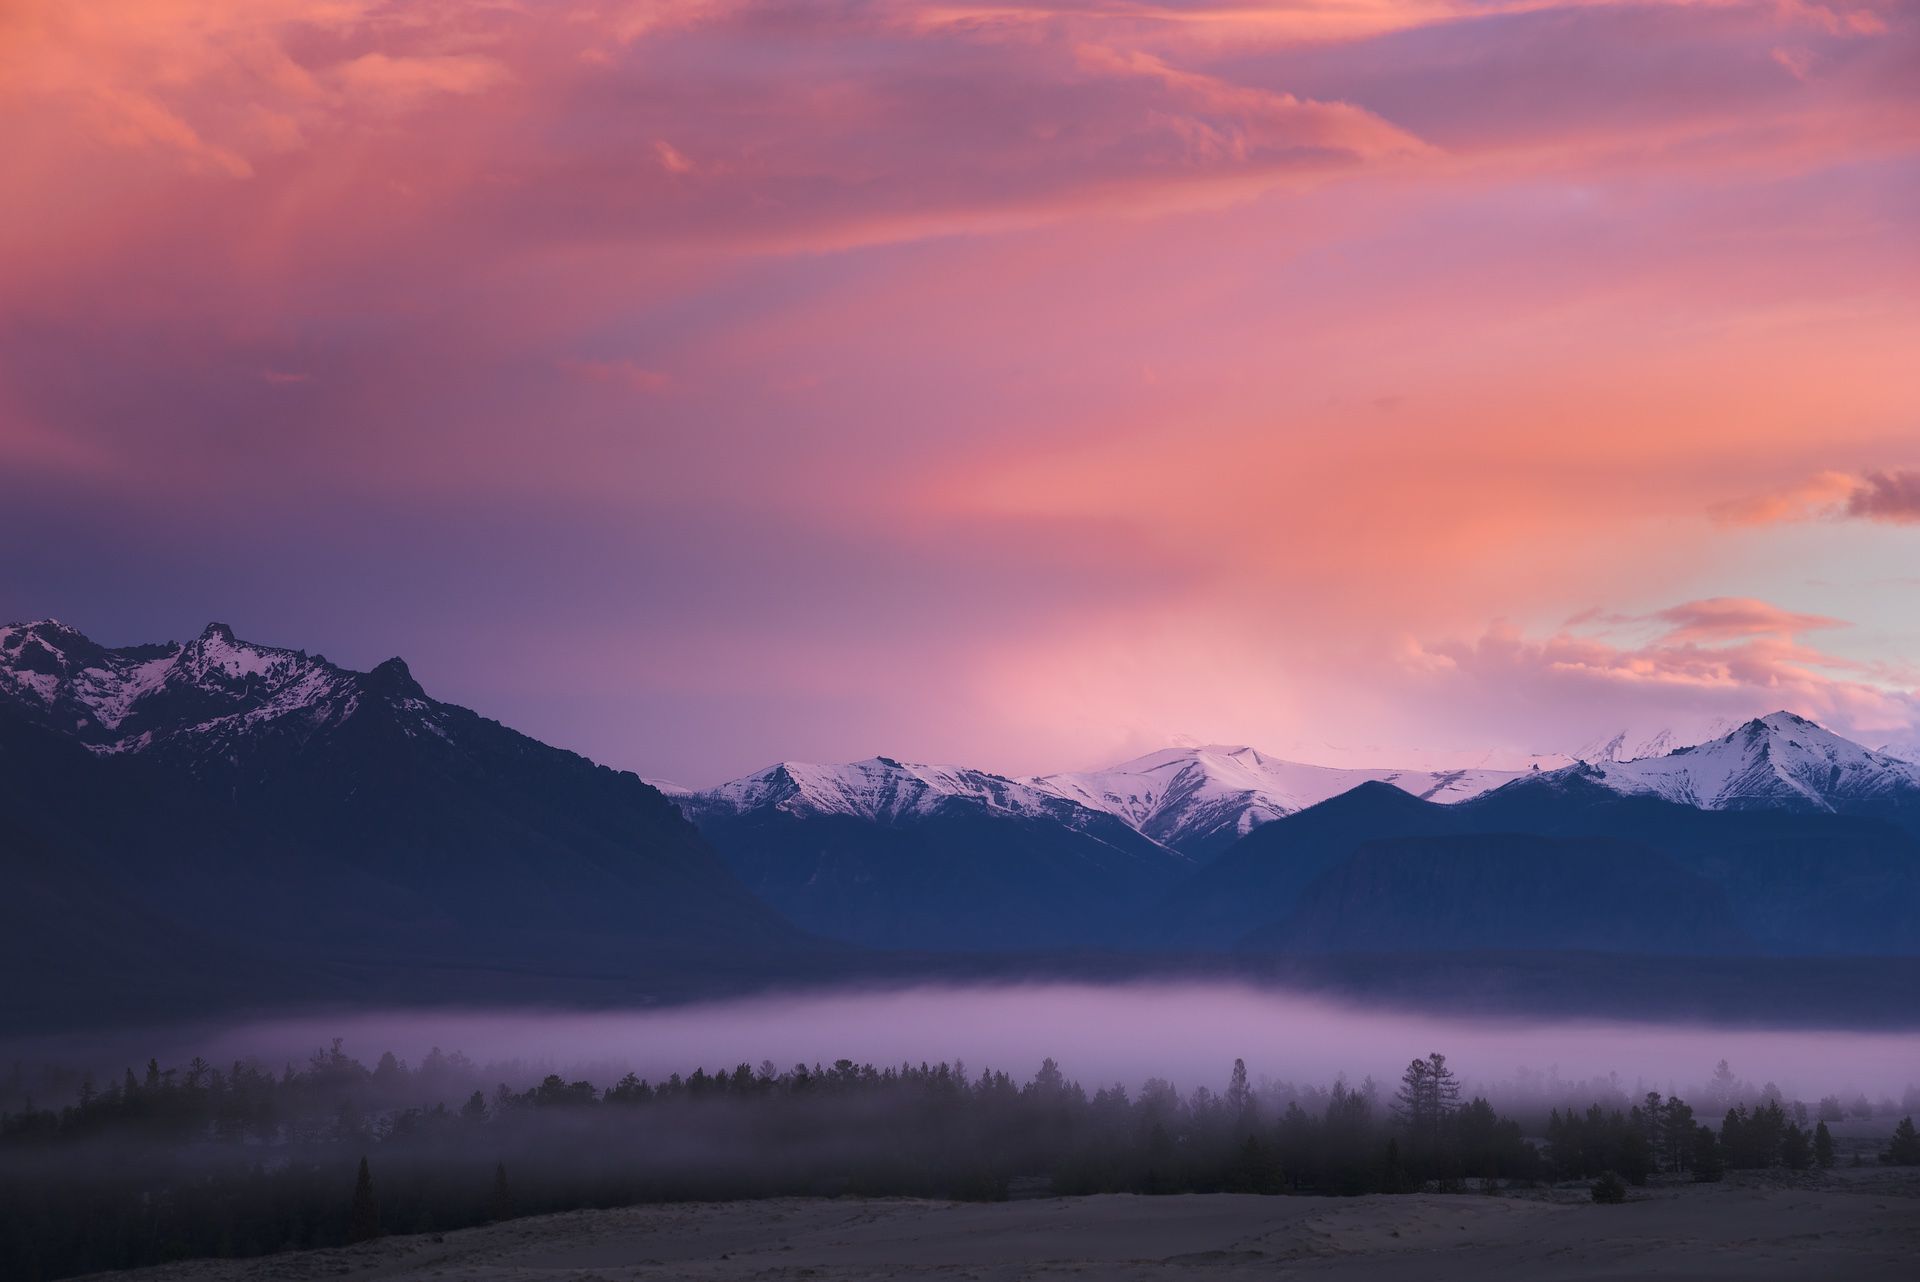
91,1169 -> 1920,1281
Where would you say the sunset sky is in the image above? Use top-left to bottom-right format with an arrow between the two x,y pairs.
3,0 -> 1917,784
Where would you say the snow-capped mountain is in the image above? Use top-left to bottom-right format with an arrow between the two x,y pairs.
1556,711 -> 1920,817
1875,738 -> 1920,766
1573,727 -> 1680,764
686,745 -> 1523,864
1031,745 -> 1521,857
694,756 -> 1122,831
691,711 -> 1920,866
0,618 -> 391,759
680,755 -> 1188,950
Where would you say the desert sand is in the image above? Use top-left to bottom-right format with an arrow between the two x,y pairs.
91,1169 -> 1920,1282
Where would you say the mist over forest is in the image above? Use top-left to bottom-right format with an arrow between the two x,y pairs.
13,983 -> 1916,1107
7,982 -> 1920,1280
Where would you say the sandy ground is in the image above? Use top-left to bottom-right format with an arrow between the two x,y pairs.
93,1169 -> 1920,1282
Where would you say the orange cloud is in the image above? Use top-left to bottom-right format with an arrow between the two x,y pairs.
333,52 -> 510,107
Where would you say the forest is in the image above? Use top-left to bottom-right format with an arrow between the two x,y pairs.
3,1042 -> 1917,1280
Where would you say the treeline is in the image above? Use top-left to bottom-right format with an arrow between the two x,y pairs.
2,1044 -> 1916,1281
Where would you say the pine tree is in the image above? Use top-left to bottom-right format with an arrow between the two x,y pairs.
1393,1053 -> 1458,1136
1393,1057 -> 1433,1131
348,1157 -> 380,1243
1429,1053 -> 1460,1115
1780,1123 -> 1812,1171
1708,1059 -> 1738,1111
1660,1097 -> 1695,1173
1226,1059 -> 1253,1133
1691,1125 -> 1724,1182
487,1162 -> 512,1222
1884,1116 -> 1920,1166
1813,1121 -> 1835,1169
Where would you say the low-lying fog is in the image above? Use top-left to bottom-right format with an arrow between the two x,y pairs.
18,983 -> 1920,1104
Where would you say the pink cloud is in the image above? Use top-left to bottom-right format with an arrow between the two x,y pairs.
1714,469 -> 1920,526
1401,607 -> 1920,754
1650,597 -> 1846,643
653,139 -> 695,175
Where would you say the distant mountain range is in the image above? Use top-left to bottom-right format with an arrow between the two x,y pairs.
679,758 -> 1185,949
1030,744 -> 1523,858
5,618 -> 1919,1028
1156,770 -> 1920,957
677,712 -> 1920,956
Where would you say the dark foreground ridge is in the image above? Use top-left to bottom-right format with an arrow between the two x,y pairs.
72,1179 -> 1920,1282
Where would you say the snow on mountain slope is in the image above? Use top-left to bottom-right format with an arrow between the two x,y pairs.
1875,738 -> 1920,766
692,756 -> 1117,830
0,618 -> 433,758
1570,711 -> 1920,812
1032,745 -> 1521,856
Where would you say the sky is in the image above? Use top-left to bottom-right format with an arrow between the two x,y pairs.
1,0 -> 1917,786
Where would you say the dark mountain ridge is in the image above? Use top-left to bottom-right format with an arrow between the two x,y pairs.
0,620 -> 815,1029
1146,765 -> 1920,955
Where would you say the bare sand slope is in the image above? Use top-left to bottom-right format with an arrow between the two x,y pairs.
94,1171 -> 1920,1282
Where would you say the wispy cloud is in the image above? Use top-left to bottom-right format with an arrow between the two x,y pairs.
1650,596 -> 1847,644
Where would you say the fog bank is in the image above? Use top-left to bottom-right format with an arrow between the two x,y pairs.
16,983 -> 1916,1104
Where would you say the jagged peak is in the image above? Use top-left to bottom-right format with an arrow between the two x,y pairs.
1,618 -> 90,652
1744,710 -> 1817,735
0,616 -> 449,753
367,655 -> 425,700
696,754 -> 1081,825
5,617 -> 74,636
1563,710 -> 1920,812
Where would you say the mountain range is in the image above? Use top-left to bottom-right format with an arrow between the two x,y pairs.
1030,744 -> 1522,858
678,758 -> 1186,949
4,618 -> 1918,1028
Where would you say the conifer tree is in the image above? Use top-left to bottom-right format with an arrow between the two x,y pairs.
1660,1097 -> 1695,1173
1226,1059 -> 1253,1133
1884,1116 -> 1920,1166
1813,1121 -> 1835,1169
1692,1124 -> 1724,1182
487,1162 -> 512,1222
1780,1123 -> 1812,1171
348,1157 -> 380,1243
